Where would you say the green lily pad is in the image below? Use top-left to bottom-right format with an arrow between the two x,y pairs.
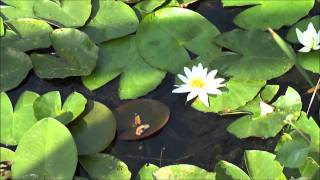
82,0 -> 138,44
275,132 -> 310,168
136,164 -> 159,180
191,78 -> 265,113
134,0 -> 167,18
79,153 -> 131,180
299,157 -> 320,179
2,18 -> 53,51
296,51 -> 320,74
222,0 -> 315,30
31,28 -> 98,79
0,91 -> 39,145
82,36 -> 166,100
245,150 -> 284,180
33,0 -> 91,27
214,160 -> 250,180
136,7 -> 221,73
0,17 -> 4,36
115,99 -> 170,140
33,91 -> 87,125
0,147 -> 14,180
260,85 -> 280,102
121,0 -> 141,3
0,47 -> 32,91
69,101 -> 116,155
12,118 -> 78,179
0,0 -> 37,20
212,30 -> 293,80
153,164 -> 216,179
286,16 -> 320,43
228,87 -> 302,138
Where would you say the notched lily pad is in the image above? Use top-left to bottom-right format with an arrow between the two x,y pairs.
114,99 -> 170,140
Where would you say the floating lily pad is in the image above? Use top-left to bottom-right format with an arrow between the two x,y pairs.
82,0 -> 139,44
114,99 -> 170,140
286,16 -> 320,43
134,0 -> 167,18
79,153 -> 131,180
296,51 -> 320,74
136,7 -> 221,73
136,164 -> 159,180
153,164 -> 216,179
33,91 -> 87,125
31,28 -> 98,79
192,78 -> 265,113
212,30 -> 293,80
299,157 -> 320,179
69,101 -> 116,155
82,36 -> 166,100
228,86 -> 302,139
222,0 -> 315,30
33,0 -> 91,27
0,0 -> 37,19
0,91 -> 39,145
12,118 -> 78,179
0,147 -> 14,180
0,47 -> 32,91
215,160 -> 250,180
2,18 -> 53,51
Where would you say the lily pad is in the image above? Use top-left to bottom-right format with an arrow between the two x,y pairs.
12,118 -> 78,179
31,28 -> 98,79
136,164 -> 159,180
191,78 -> 265,113
82,36 -> 166,100
79,153 -> 131,180
153,164 -> 216,179
299,157 -> 320,179
245,150 -> 284,180
0,47 -> 32,91
222,0 -> 315,30
0,0 -> 37,19
133,0 -> 166,18
33,0 -> 91,27
114,99 -> 170,140
212,30 -> 293,80
82,0 -> 139,44
33,91 -> 87,125
136,7 -> 221,73
0,147 -> 14,180
0,91 -> 39,145
2,18 -> 53,51
214,160 -> 250,180
286,16 -> 320,43
0,17 -> 4,36
228,87 -> 302,138
69,100 -> 116,155
296,51 -> 320,74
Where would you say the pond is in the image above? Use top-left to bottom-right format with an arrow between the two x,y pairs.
1,0 -> 319,179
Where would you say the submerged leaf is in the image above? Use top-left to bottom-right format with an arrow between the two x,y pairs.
82,36 -> 165,99
12,118 -> 78,179
136,7 -> 221,73
0,47 -> 32,91
222,0 -> 315,30
31,28 -> 98,79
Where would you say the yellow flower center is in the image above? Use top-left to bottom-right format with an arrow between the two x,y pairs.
190,78 -> 205,88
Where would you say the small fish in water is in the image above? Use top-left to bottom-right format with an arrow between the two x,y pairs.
135,124 -> 150,136
134,113 -> 141,126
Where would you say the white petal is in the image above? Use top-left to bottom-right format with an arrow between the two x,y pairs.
184,67 -> 192,79
206,88 -> 222,95
198,63 -> 204,71
172,85 -> 191,93
207,70 -> 218,80
260,101 -> 274,116
211,78 -> 225,85
296,28 -> 304,45
202,68 -> 208,77
177,74 -> 189,84
306,22 -> 317,37
313,45 -> 320,50
298,46 -> 311,52
198,92 -> 209,107
186,91 -> 198,102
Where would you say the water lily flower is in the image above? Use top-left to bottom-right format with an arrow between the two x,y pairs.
259,101 -> 274,116
296,22 -> 320,52
172,63 -> 226,107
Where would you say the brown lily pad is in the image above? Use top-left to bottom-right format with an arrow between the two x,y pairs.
114,99 -> 170,140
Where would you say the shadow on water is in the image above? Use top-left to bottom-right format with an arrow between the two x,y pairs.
2,0 -> 320,179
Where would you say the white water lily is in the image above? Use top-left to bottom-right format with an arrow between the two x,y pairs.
259,101 -> 274,116
296,22 -> 320,52
172,63 -> 226,107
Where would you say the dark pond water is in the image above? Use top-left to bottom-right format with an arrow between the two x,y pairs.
2,0 -> 320,179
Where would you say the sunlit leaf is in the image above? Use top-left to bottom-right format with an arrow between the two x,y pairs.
0,17 -> 4,36
82,36 -> 165,99
0,0 -> 37,20
79,153 -> 131,180
215,160 -> 250,180
135,164 -> 159,180
299,157 -> 320,179
69,101 -> 116,155
222,0 -> 315,30
12,118 -> 78,179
